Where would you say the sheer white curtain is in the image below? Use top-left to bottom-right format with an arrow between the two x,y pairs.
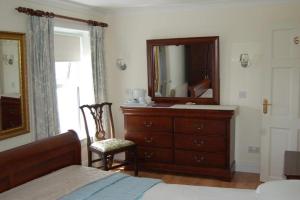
27,16 -> 59,140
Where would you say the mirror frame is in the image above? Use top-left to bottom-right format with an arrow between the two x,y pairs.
0,31 -> 29,140
147,36 -> 220,105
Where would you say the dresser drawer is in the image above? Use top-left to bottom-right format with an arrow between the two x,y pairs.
138,147 -> 172,163
126,132 -> 172,148
125,116 -> 172,132
175,134 -> 226,152
175,150 -> 226,168
174,118 -> 226,135
2,106 -> 20,116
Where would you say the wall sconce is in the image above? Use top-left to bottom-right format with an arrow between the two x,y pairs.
240,53 -> 250,68
116,58 -> 127,70
294,36 -> 299,45
1,54 -> 14,65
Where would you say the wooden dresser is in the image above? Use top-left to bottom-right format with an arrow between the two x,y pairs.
0,96 -> 21,130
121,105 -> 237,181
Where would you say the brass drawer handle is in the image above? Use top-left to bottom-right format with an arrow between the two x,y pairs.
144,152 -> 154,159
8,110 -> 16,114
143,121 -> 153,128
193,139 -> 205,146
144,137 -> 154,143
194,155 -> 205,163
193,123 -> 204,130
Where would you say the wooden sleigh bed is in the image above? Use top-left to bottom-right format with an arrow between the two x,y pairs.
0,130 -> 81,193
0,130 -> 299,200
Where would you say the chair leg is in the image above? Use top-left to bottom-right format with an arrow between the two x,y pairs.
108,155 -> 114,168
134,147 -> 138,176
102,153 -> 108,171
88,150 -> 92,167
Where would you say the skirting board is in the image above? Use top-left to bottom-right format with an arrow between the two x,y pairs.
236,161 -> 259,173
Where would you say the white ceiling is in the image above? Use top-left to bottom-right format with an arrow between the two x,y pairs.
63,0 -> 291,9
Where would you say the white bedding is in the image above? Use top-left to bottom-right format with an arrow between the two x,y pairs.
0,165 -> 114,200
0,165 -> 256,200
143,183 -> 255,200
200,88 -> 213,98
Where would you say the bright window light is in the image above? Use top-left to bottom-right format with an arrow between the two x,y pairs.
54,27 -> 95,139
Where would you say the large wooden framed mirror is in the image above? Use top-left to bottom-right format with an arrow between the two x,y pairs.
0,31 -> 29,140
147,36 -> 220,105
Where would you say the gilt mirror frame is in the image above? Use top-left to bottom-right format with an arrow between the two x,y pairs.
0,31 -> 29,140
147,36 -> 220,105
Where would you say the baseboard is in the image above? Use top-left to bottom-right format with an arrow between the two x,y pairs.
236,161 -> 259,173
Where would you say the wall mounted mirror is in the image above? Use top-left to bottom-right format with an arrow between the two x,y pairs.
0,31 -> 29,140
147,36 -> 220,105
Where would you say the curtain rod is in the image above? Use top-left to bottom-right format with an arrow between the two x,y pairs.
15,7 -> 108,27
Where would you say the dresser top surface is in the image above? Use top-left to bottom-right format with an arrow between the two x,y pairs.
121,104 -> 238,111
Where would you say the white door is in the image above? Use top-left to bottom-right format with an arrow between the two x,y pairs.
260,25 -> 300,181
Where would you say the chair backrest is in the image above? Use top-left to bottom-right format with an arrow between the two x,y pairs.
79,102 -> 115,146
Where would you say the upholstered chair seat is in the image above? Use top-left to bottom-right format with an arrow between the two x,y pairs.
90,138 -> 135,153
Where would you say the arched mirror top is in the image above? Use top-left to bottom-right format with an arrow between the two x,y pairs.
147,36 -> 220,105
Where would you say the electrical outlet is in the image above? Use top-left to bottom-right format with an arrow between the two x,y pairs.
248,146 -> 260,154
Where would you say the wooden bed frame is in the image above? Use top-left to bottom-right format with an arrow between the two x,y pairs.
0,130 -> 81,193
188,79 -> 211,97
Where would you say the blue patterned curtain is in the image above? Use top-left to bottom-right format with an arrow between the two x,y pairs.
89,26 -> 107,104
89,26 -> 108,137
27,16 -> 59,140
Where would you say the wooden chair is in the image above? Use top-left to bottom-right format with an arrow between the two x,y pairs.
80,102 -> 138,176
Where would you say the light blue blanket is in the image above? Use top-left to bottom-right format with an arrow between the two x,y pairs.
59,173 -> 162,200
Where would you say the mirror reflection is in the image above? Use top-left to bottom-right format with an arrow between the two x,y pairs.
153,43 -> 214,98
0,31 -> 29,140
0,39 -> 21,131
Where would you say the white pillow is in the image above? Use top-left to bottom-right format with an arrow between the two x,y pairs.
256,180 -> 300,200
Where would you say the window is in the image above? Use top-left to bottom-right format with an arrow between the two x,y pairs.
54,27 -> 94,139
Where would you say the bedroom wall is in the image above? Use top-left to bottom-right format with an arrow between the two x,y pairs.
0,0 -> 104,158
103,1 -> 300,173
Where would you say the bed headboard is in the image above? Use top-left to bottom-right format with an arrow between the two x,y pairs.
0,130 -> 81,192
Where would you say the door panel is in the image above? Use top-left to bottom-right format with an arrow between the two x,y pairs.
272,29 -> 300,59
298,130 -> 300,151
272,28 -> 300,67
271,68 -> 292,116
269,128 -> 289,179
261,25 -> 300,181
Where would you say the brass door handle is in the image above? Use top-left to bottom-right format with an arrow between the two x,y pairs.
263,99 -> 272,114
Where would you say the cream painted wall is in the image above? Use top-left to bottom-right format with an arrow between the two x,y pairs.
0,0 -> 104,155
103,2 -> 300,172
